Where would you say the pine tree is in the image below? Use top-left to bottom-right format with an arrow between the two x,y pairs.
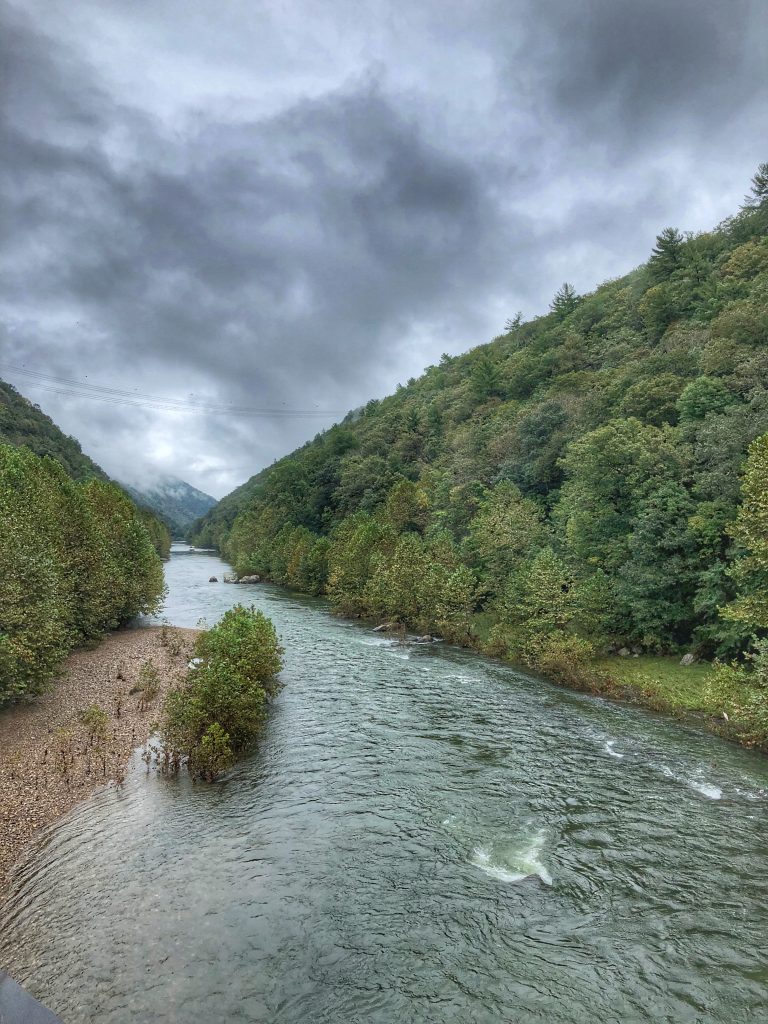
744,162 -> 768,208
649,227 -> 684,280
470,354 -> 501,401
550,283 -> 580,320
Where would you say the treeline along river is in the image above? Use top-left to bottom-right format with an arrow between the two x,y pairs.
2,544 -> 768,1022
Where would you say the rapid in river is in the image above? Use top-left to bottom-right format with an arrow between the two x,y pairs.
2,543 -> 768,1022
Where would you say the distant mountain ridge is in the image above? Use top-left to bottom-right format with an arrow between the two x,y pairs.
122,477 -> 216,536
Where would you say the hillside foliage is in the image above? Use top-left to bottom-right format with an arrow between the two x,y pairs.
0,380 -> 109,482
0,378 -> 171,559
193,172 -> 768,671
0,444 -> 166,702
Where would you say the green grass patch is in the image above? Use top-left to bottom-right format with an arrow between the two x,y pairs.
594,656 -> 717,712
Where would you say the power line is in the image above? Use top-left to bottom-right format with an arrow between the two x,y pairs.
0,364 -> 349,418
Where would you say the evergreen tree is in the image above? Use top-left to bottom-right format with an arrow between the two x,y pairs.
744,162 -> 768,208
649,227 -> 684,280
470,354 -> 502,401
550,282 -> 580,320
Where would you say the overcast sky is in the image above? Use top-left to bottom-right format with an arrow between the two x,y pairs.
1,0 -> 766,498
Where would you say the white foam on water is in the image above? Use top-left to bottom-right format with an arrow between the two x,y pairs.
604,740 -> 624,759
470,831 -> 552,886
452,673 -> 480,685
735,786 -> 768,801
690,780 -> 723,800
657,763 -> 722,800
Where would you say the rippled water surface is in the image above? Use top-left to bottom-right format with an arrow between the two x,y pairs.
3,544 -> 768,1022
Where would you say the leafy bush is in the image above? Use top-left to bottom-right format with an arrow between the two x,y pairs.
162,605 -> 283,779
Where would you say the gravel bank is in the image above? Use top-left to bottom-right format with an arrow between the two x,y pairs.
0,625 -> 199,899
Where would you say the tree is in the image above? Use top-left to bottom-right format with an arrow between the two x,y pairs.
722,433 -> 768,629
465,482 -> 549,596
744,162 -> 768,208
488,548 -> 581,658
676,377 -> 734,422
470,354 -> 502,401
326,513 -> 394,614
383,479 -> 429,534
556,419 -> 680,572
550,282 -> 580,320
617,482 -> 699,648
504,311 -> 523,332
649,227 -> 684,280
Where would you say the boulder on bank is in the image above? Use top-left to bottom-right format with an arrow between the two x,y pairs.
373,622 -> 396,632
618,647 -> 631,657
238,574 -> 261,584
680,652 -> 696,666
223,573 -> 238,583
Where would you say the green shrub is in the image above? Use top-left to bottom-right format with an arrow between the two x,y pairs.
80,704 -> 110,743
162,605 -> 283,779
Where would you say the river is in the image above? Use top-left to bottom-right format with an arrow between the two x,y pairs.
2,543 -> 768,1022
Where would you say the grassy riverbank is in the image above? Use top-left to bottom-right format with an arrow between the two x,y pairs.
536,653 -> 768,752
463,603 -> 768,748
0,626 -> 198,900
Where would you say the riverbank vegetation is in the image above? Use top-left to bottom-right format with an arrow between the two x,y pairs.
192,168 -> 768,743
0,444 -> 166,703
162,605 -> 283,779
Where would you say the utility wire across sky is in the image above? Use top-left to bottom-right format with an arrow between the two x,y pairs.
0,364 -> 350,419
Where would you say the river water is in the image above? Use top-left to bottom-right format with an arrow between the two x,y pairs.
2,544 -> 768,1022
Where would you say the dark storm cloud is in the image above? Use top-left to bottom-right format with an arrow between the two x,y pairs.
1,0 -> 766,494
533,0 -> 758,127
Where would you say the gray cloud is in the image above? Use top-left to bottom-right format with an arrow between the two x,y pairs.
1,0 -> 766,496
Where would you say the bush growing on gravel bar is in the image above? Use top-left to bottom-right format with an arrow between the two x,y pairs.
162,604 -> 283,779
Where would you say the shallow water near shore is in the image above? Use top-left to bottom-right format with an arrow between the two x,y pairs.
2,543 -> 768,1022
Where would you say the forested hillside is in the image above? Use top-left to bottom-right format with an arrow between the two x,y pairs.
0,444 -> 166,702
193,168 -> 768,677
0,380 -> 108,481
0,384 -> 173,701
0,378 -> 171,559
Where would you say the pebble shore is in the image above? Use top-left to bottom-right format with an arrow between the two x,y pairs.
0,625 -> 199,900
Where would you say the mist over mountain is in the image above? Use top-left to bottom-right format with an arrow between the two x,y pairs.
122,476 -> 216,536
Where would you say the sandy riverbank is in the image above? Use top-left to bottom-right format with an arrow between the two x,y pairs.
0,625 -> 199,899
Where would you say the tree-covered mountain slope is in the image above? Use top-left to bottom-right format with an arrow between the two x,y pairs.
0,377 -> 171,559
193,168 -> 768,671
0,382 -> 172,700
0,379 -> 108,481
121,476 -> 216,536
0,443 -> 167,702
